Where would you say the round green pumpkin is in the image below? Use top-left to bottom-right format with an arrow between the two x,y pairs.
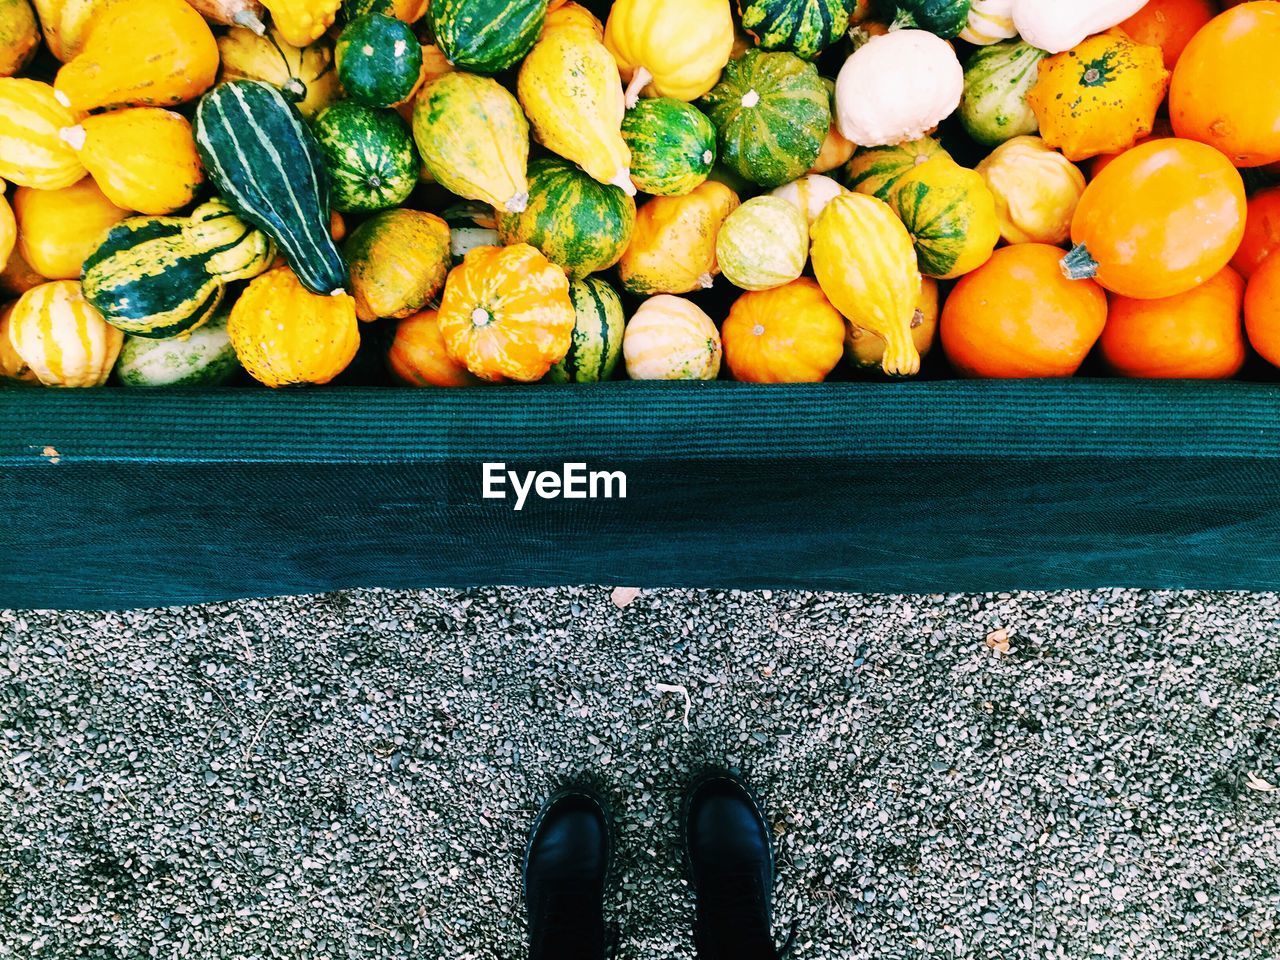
496,158 -> 636,281
429,0 -> 544,75
960,40 -> 1047,147
699,49 -> 830,189
312,102 -> 418,213
116,313 -> 241,387
621,98 -> 716,197
335,13 -> 422,108
738,0 -> 853,60
715,195 -> 809,291
546,278 -> 626,384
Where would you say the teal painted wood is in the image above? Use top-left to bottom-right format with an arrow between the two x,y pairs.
4,381 -> 1280,609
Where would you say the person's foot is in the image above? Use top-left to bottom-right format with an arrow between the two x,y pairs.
523,788 -> 612,960
682,770 -> 780,960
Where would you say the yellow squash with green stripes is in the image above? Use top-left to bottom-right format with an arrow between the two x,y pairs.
889,155 -> 999,280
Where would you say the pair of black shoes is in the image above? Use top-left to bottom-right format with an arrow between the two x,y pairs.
523,770 -> 784,960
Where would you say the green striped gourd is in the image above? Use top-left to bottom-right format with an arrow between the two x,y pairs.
620,98 -> 717,197
845,137 -> 948,200
82,199 -> 275,339
116,311 -> 242,386
194,79 -> 348,295
699,49 -> 830,189
738,0 -> 853,60
335,13 -> 422,108
715,195 -> 808,291
496,158 -> 635,281
312,101 -> 418,213
429,0 -> 544,74
547,277 -> 626,384
959,40 -> 1046,147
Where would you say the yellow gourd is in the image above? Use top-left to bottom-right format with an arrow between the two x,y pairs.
604,0 -> 735,107
0,302 -> 37,382
54,0 -> 220,114
0,180 -> 13,273
0,79 -> 85,190
217,26 -> 340,120
14,179 -> 129,280
8,280 -> 123,387
0,0 -> 39,75
45,0 -> 131,63
518,17 -> 634,195
543,0 -> 601,36
258,0 -> 340,47
618,181 -> 739,295
975,135 -> 1086,246
811,192 -> 922,376
846,276 -> 939,370
59,109 -> 204,216
623,295 -> 722,381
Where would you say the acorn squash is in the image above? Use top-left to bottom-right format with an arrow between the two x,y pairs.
430,0 -> 545,74
618,180 -> 740,296
883,0 -> 972,39
335,13 -> 422,108
737,0 -> 852,60
621,98 -> 717,197
890,155 -> 1000,280
312,102 -> 418,214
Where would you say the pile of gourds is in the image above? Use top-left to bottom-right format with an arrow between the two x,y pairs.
2,0 -> 1280,388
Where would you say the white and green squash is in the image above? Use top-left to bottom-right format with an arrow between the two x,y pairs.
116,312 -> 242,386
738,0 -> 853,61
621,98 -> 717,197
546,277 -> 626,384
959,40 -> 1047,147
715,195 -> 809,291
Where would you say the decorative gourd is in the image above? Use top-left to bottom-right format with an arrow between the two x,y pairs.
1232,187 -> 1280,280
770,173 -> 845,230
0,79 -> 84,190
388,309 -> 482,387
1117,0 -> 1214,71
58,109 -> 202,216
960,41 -> 1046,148
116,312 -> 243,386
542,0 -> 601,37
496,158 -> 636,282
737,0 -> 852,60
8,280 -> 123,386
721,277 -> 844,382
443,202 -> 500,261
1245,251 -> 1280,370
699,49 -> 830,189
430,0 -> 545,74
940,243 -> 1107,378
622,295 -> 721,381
1170,2 -> 1280,168
810,192 -> 922,376
0,302 -> 36,382
1100,266 -> 1246,379
35,0 -> 124,64
14,179 -> 128,281
715,195 -> 808,291
184,0 -> 267,33
258,0 -> 340,46
621,98 -> 717,197
342,0 -> 428,23
312,102 -> 418,214
546,277 -> 626,383
1063,138 -> 1246,300
83,199 -> 275,338
809,78 -> 854,175
889,156 -> 999,280
959,0 -> 1015,44
845,137 -> 947,201
54,0 -> 218,113
413,73 -> 530,214
882,0 -> 973,38
975,136 -> 1085,246
218,27 -> 339,120
847,276 -> 939,370
344,209 -> 451,322
436,244 -> 575,383
834,31 -> 963,148
0,0 -> 39,76
195,80 -> 347,297
0,181 -> 13,273
518,18 -> 633,195
228,266 -> 359,387
617,180 -> 740,295
1027,33 -> 1169,163
336,14 -> 422,108
604,0 -> 735,106
1011,0 -> 1149,55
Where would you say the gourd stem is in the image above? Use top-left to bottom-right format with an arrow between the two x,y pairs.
235,8 -> 267,34
58,125 -> 87,151
888,9 -> 918,32
698,273 -> 715,290
505,191 -> 529,214
623,67 -> 652,110
1060,244 -> 1100,281
609,169 -> 637,197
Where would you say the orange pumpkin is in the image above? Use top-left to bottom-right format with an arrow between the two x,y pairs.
1170,1 -> 1280,167
1245,251 -> 1280,369
1088,118 -> 1172,180
1231,187 -> 1280,280
388,309 -> 483,387
721,278 -> 845,383
1063,138 -> 1246,300
1100,266 -> 1245,378
941,243 -> 1107,379
1117,0 -> 1216,70
437,244 -> 574,383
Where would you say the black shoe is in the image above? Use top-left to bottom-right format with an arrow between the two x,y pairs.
523,788 -> 613,960
682,770 -> 780,960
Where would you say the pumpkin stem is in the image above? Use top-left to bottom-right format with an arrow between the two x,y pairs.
879,323 -> 921,378
623,67 -> 652,110
235,8 -> 267,34
282,78 -> 308,103
1060,244 -> 1100,282
698,273 -> 715,290
887,9 -> 918,33
505,191 -> 529,214
58,125 -> 87,151
609,168 -> 637,197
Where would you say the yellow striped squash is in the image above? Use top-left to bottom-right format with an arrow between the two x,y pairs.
622,294 -> 721,380
810,192 -> 922,376
604,0 -> 735,106
617,180 -> 739,295
0,78 -> 85,190
8,280 -> 123,386
0,179 -> 13,273
15,179 -> 129,281
959,0 -> 1015,45
0,301 -> 36,381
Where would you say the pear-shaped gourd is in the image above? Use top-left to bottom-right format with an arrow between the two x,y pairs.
604,0 -> 735,107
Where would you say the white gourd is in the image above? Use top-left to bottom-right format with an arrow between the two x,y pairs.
960,0 -> 1017,45
834,31 -> 963,148
1011,0 -> 1150,55
770,174 -> 846,230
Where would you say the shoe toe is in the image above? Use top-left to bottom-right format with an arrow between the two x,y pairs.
527,793 -> 611,880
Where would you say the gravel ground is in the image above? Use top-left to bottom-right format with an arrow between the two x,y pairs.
1,588 -> 1278,960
